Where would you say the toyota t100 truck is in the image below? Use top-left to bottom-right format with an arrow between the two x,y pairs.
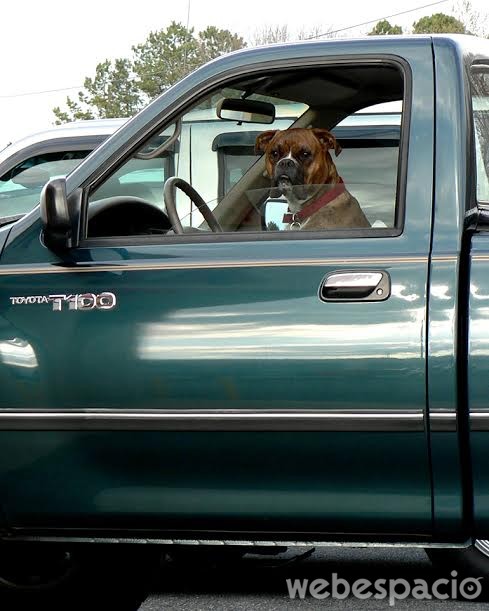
0,34 -> 488,587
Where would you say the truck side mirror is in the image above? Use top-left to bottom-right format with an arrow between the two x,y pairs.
40,178 -> 78,251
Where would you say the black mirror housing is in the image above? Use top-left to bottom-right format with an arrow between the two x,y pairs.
216,98 -> 276,124
40,178 -> 78,251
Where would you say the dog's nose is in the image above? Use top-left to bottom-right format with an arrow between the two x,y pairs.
277,158 -> 296,170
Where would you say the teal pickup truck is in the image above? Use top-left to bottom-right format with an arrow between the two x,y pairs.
0,34 -> 489,587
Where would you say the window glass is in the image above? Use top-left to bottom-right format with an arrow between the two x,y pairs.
92,155 -> 173,206
0,150 -> 90,217
471,68 -> 489,203
87,65 -> 404,238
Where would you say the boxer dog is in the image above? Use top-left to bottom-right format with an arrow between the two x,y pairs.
255,127 -> 370,230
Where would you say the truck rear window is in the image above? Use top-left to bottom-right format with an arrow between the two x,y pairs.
470,68 -> 489,203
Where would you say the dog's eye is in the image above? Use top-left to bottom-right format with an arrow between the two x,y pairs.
270,150 -> 279,159
301,150 -> 311,159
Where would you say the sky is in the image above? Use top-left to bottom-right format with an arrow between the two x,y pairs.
1,0 -> 488,148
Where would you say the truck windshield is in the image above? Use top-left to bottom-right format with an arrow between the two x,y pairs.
0,150 -> 90,221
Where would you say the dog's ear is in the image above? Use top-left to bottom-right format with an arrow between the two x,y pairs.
255,130 -> 278,155
312,128 -> 342,157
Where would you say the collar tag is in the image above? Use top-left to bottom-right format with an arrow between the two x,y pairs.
289,213 -> 302,229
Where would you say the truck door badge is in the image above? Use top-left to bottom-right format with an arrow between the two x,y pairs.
9,292 -> 117,311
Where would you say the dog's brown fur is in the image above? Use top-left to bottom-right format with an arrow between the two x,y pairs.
255,128 -> 370,229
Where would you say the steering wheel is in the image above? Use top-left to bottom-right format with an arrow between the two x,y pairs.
163,177 -> 222,234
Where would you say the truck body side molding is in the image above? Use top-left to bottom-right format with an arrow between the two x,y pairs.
0,409 -> 425,432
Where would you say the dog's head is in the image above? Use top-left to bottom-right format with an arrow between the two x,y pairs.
255,128 -> 342,199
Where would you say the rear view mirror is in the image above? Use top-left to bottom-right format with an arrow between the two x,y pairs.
217,98 -> 276,124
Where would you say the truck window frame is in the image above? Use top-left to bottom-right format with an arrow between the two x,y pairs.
79,56 -> 412,248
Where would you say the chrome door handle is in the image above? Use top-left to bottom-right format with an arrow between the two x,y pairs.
319,271 -> 390,302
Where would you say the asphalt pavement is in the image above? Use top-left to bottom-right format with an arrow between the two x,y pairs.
140,547 -> 489,610
1,546 -> 488,609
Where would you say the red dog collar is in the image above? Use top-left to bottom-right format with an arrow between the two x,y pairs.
283,177 -> 345,225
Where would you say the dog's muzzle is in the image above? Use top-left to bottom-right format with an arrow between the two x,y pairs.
274,157 -> 302,184
272,156 -> 306,198
273,157 -> 304,191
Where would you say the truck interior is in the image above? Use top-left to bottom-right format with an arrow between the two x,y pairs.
86,63 -> 405,238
